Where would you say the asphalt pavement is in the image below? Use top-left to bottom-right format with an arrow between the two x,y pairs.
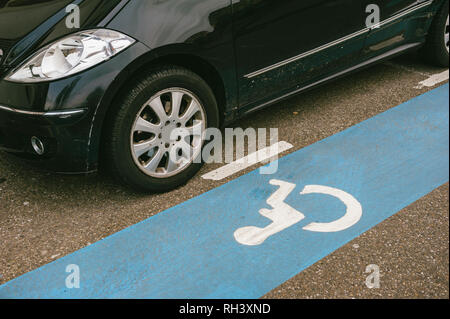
0,51 -> 448,298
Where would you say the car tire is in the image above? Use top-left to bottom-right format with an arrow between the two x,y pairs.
104,66 -> 219,192
421,1 -> 449,67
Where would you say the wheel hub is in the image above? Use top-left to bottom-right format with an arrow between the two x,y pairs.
130,88 -> 206,179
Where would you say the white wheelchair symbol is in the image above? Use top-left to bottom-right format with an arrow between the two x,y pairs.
234,179 -> 362,246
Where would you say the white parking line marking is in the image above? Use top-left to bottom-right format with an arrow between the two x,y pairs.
416,70 -> 449,89
201,141 -> 293,181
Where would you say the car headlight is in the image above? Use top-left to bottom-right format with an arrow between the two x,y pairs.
6,29 -> 135,83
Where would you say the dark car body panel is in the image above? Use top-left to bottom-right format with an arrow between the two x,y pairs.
0,0 -> 445,173
0,0 -> 74,40
233,0 -> 368,107
362,0 -> 436,58
234,0 -> 441,115
106,0 -> 238,117
0,0 -> 127,64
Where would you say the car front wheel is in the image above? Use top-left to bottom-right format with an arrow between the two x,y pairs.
105,66 -> 219,192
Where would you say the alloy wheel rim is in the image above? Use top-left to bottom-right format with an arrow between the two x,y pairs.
130,88 -> 206,178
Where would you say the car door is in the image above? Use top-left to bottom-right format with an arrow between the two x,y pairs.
361,0 -> 433,58
232,0 -> 368,113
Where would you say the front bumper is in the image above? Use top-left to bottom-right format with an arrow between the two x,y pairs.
0,41 -> 149,173
0,106 -> 91,173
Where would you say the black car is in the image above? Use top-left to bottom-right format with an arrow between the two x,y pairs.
0,0 -> 448,192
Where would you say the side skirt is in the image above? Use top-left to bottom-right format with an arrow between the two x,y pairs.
235,42 -> 423,121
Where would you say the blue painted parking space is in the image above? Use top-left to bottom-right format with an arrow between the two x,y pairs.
0,84 -> 448,299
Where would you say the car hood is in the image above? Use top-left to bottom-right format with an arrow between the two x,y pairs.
0,0 -> 74,40
0,0 -> 126,68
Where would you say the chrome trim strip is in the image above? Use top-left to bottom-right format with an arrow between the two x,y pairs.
245,28 -> 370,78
243,42 -> 422,116
0,105 -> 86,117
376,0 -> 434,28
244,0 -> 433,79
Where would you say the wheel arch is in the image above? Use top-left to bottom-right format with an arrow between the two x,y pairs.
89,47 -> 231,171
